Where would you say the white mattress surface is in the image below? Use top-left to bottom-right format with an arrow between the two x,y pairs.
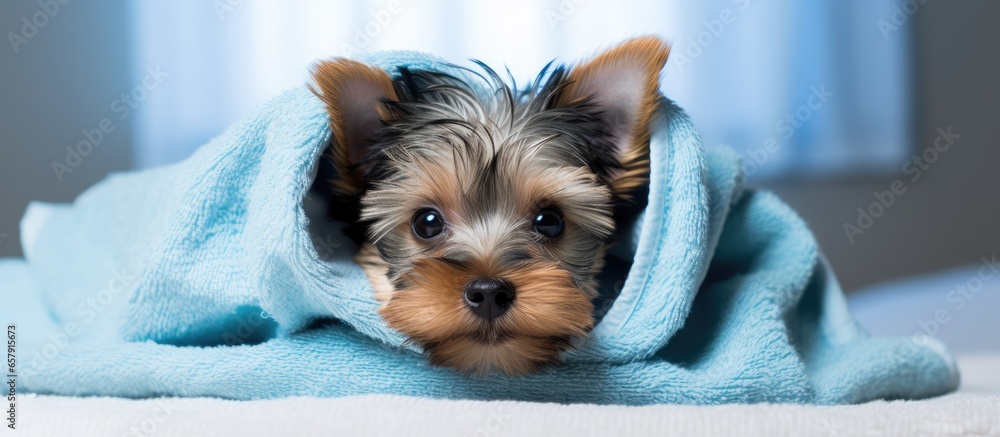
4,354 -> 997,437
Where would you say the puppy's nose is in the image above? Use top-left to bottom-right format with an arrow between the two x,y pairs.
463,277 -> 515,321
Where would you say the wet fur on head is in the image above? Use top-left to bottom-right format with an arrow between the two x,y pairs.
311,36 -> 670,375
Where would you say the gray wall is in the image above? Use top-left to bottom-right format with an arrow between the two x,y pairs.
0,1 -> 133,257
764,1 -> 1000,291
0,1 -> 996,293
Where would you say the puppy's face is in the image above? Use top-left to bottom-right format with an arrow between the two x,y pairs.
358,97 -> 617,375
312,37 -> 669,375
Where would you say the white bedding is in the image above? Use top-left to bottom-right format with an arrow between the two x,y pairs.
6,354 -> 998,437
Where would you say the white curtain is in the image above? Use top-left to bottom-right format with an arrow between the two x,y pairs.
130,0 -> 910,179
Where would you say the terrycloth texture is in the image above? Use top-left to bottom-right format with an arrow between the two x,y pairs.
0,51 -> 958,405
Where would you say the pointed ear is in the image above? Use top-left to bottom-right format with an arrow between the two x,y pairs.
554,36 -> 670,199
310,58 -> 399,197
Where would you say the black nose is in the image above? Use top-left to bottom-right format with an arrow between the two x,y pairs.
463,277 -> 516,321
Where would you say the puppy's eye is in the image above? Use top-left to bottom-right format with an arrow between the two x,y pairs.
533,209 -> 563,238
412,208 -> 445,239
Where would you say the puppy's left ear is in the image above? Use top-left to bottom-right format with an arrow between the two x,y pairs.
553,36 -> 670,199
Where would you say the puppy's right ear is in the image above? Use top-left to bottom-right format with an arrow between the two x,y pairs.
310,59 -> 398,197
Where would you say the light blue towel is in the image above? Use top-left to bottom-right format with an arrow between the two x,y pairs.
0,51 -> 959,404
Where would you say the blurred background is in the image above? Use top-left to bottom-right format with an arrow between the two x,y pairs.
1,1 -> 997,347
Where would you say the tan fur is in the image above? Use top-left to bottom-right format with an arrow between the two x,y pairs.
379,257 -> 593,375
310,59 -> 399,196
555,36 -> 671,199
355,242 -> 395,305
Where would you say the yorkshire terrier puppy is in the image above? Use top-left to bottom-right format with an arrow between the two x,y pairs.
311,36 -> 670,375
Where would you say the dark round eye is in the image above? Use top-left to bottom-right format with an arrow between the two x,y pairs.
533,209 -> 564,238
412,208 -> 445,239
